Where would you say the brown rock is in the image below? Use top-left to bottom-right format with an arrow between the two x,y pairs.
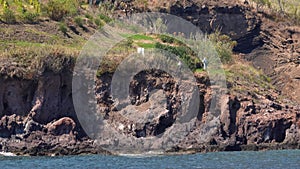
47,117 -> 76,136
0,115 -> 24,138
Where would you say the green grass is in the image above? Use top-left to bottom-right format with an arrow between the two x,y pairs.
225,63 -> 274,95
96,32 -> 204,75
158,34 -> 182,44
250,0 -> 300,24
119,33 -> 131,38
0,39 -> 81,52
0,40 -> 43,47
208,31 -> 237,64
74,16 -> 84,27
98,13 -> 112,23
136,42 -> 156,48
195,68 -> 204,73
130,34 -> 154,41
0,43 -> 78,79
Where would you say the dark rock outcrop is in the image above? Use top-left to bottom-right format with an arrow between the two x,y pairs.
0,115 -> 24,138
46,117 -> 76,136
0,61 -> 299,155
168,2 -> 263,54
0,0 -> 299,156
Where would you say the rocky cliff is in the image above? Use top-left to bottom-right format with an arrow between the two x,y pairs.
0,0 -> 299,155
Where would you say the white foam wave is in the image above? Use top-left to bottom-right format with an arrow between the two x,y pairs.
0,151 -> 17,156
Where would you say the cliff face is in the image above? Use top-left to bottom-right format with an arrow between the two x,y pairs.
1,64 -> 299,155
166,1 -> 300,104
0,1 -> 299,155
168,2 -> 263,53
0,72 -> 74,124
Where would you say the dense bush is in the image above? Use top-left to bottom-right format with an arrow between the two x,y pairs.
159,34 -> 175,44
28,0 -> 41,14
74,16 -> 83,27
98,13 -> 112,23
155,42 -> 202,71
98,2 -> 115,15
21,12 -> 39,23
59,22 -> 68,34
94,18 -> 104,28
209,31 -> 237,64
1,8 -> 16,24
44,0 -> 67,21
1,0 -> 8,9
44,0 -> 79,21
85,13 -> 93,20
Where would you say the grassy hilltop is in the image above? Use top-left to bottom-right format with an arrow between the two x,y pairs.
0,0 -> 298,100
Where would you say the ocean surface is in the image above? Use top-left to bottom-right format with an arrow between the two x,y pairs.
0,150 -> 299,169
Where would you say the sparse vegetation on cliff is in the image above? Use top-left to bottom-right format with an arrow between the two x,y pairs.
0,0 -> 299,156
0,0 -> 277,94
249,0 -> 300,24
209,31 -> 237,64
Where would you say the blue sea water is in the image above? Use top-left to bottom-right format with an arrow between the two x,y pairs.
0,150 -> 299,169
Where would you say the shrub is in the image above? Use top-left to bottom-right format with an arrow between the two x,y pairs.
159,34 -> 175,44
22,12 -> 39,23
44,0 -> 79,21
154,42 -> 202,71
63,0 -> 79,16
98,13 -> 112,23
74,16 -> 83,27
1,8 -> 16,24
45,0 -> 67,21
158,34 -> 183,44
2,1 -> 8,9
17,5 -> 26,14
59,22 -> 68,34
209,31 -> 237,64
122,38 -> 134,48
28,0 -> 41,14
98,2 -> 115,14
94,18 -> 104,28
251,0 -> 271,11
85,13 -> 93,20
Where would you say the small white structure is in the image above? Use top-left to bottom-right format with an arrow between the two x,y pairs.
137,47 -> 145,56
202,57 -> 207,70
177,61 -> 182,67
177,61 -> 182,70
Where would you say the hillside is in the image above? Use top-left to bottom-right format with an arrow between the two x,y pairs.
0,0 -> 299,155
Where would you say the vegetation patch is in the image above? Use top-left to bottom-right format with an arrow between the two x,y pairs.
225,63 -> 274,96
1,8 -> 16,23
136,42 -> 156,49
74,16 -> 83,27
43,0 -> 79,21
130,34 -> 154,41
0,44 -> 78,79
98,13 -> 112,23
249,0 -> 300,24
208,31 -> 237,64
59,22 -> 68,34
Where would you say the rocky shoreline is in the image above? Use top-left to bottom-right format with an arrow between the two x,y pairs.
1,138 -> 300,156
0,67 -> 299,156
0,0 -> 299,156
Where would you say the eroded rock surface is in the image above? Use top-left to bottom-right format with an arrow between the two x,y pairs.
0,0 -> 299,155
